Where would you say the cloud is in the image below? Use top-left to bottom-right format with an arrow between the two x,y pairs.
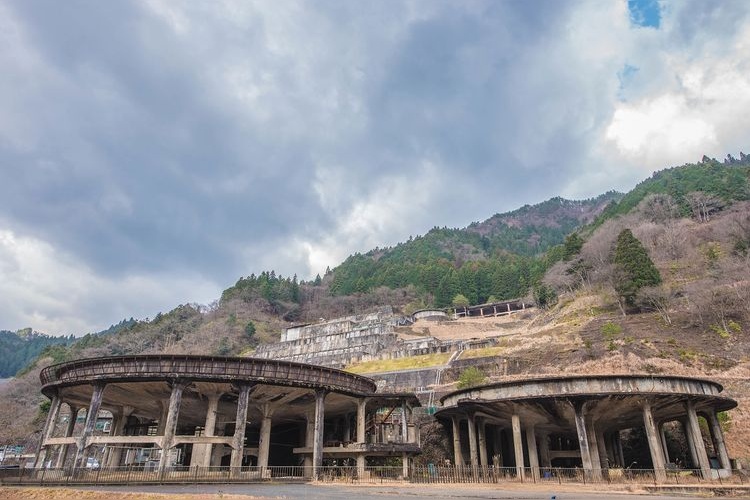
0,0 -> 749,334
0,229 -> 219,335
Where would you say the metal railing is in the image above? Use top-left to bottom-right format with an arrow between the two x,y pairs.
2,465 -> 749,486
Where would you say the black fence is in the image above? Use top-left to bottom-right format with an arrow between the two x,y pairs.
1,465 -> 749,486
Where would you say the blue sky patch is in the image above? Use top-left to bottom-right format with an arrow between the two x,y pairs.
628,0 -> 661,28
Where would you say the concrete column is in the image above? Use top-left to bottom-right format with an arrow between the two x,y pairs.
572,402 -> 595,478
706,411 -> 731,470
467,414 -> 479,469
304,411 -> 315,475
75,383 -> 105,469
538,432 -> 551,469
108,406 -> 133,467
659,422 -> 671,464
478,418 -> 488,468
685,401 -> 711,479
312,389 -> 326,479
35,394 -> 62,467
199,394 -> 220,467
356,399 -> 367,474
525,425 -> 540,481
156,401 -> 169,435
158,380 -> 186,474
642,400 -> 667,483
585,418 -> 602,480
257,403 -> 275,476
451,416 -> 464,467
615,431 -> 625,468
56,405 -> 78,468
230,383 -> 251,470
596,429 -> 609,471
401,402 -> 409,443
511,413 -> 525,479
402,452 -> 410,478
680,419 -> 699,469
493,427 -> 504,467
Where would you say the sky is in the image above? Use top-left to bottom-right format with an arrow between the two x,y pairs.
1,0 -> 749,336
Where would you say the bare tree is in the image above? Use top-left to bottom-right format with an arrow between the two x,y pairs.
685,191 -> 724,223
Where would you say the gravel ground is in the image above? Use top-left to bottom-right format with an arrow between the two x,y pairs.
4,483 -> 745,500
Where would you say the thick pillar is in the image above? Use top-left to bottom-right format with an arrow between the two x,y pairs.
706,411 -> 731,470
158,380 -> 187,474
451,416 -> 464,467
596,429 -> 609,471
230,383 -> 251,470
572,402 -> 595,478
525,425 -> 540,481
659,423 -> 671,464
35,394 -> 62,468
56,405 -> 79,468
478,418 -> 488,468
642,400 -> 667,483
614,431 -> 625,468
511,413 -> 525,479
467,414 -> 479,469
107,405 -> 133,467
493,427 -> 504,467
312,389 -> 326,479
401,402 -> 409,443
75,383 -> 105,469
685,401 -> 711,479
356,399 -> 367,474
203,394 -> 220,467
402,452 -> 410,478
304,411 -> 315,474
585,418 -> 602,480
257,403 -> 275,476
680,419 -> 699,469
538,432 -> 551,469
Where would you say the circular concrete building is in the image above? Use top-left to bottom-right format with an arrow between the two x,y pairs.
436,375 -> 736,482
36,355 -> 420,477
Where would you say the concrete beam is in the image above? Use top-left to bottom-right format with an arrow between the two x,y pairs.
55,405 -> 78,469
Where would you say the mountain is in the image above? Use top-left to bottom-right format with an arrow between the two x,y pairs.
0,329 -> 73,378
328,193 -> 619,306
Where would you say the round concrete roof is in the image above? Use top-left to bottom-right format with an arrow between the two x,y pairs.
437,374 -> 737,433
40,355 -> 378,397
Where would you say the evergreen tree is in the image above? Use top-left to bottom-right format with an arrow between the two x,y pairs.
612,229 -> 661,308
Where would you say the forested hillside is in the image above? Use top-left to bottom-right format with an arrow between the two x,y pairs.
329,193 -> 619,306
0,330 -> 73,378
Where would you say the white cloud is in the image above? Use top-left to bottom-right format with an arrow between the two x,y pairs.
0,228 -> 219,335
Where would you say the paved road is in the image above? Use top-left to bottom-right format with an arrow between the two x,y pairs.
81,483 -> 736,500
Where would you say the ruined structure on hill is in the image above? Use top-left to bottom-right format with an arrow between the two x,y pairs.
253,302 -> 527,369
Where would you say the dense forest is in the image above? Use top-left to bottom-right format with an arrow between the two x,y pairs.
0,330 -> 73,378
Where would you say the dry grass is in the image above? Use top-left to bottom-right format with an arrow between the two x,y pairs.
344,353 -> 450,374
0,487 -> 263,500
